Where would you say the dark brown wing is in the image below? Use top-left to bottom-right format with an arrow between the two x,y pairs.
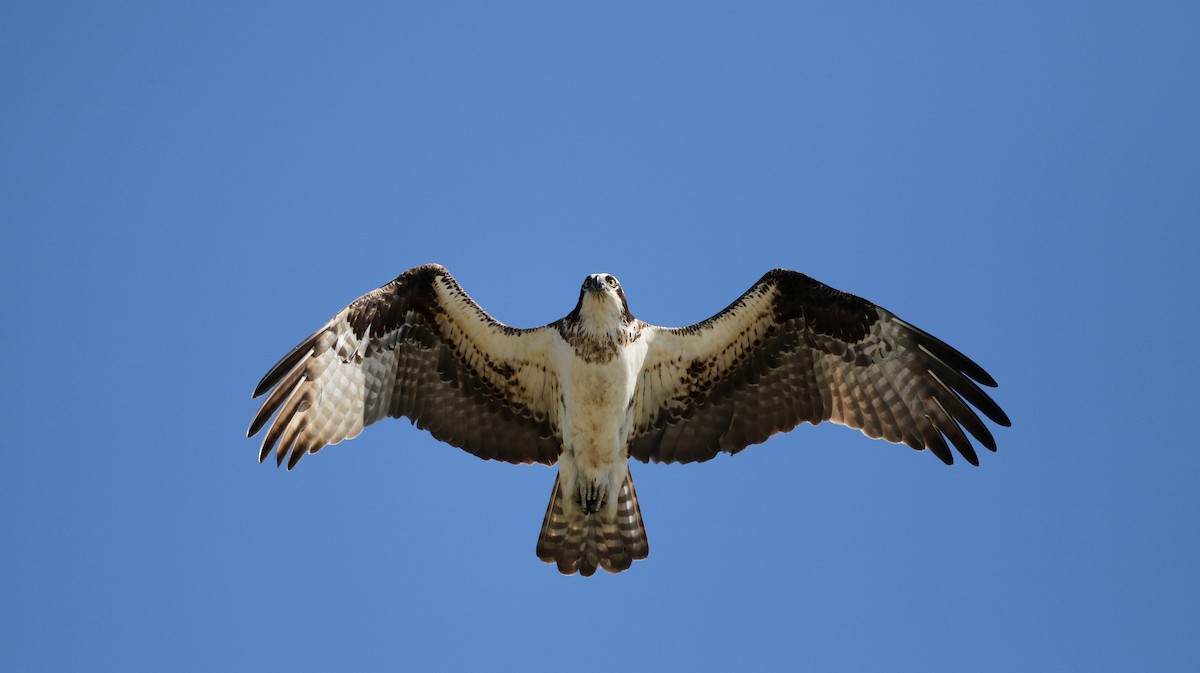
628,269 -> 1010,465
248,264 -> 562,469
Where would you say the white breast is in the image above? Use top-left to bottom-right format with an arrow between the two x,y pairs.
550,333 -> 648,477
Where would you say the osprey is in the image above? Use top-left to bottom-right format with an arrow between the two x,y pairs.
248,264 -> 1009,576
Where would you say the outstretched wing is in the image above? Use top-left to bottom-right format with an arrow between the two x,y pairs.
629,269 -> 1010,465
248,264 -> 562,469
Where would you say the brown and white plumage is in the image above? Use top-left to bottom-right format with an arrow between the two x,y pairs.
628,269 -> 1009,466
248,264 -> 562,468
248,264 -> 1010,575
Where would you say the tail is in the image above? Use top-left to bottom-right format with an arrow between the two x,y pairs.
535,469 -> 649,576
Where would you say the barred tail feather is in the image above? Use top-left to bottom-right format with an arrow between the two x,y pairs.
536,469 -> 648,576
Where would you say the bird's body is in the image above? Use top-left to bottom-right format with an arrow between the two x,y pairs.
554,275 -> 645,516
249,264 -> 1010,576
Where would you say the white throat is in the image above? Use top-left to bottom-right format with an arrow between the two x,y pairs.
578,292 -> 627,338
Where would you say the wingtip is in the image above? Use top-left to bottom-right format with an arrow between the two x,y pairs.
251,379 -> 272,399
286,447 -> 305,470
974,371 -> 999,388
246,411 -> 269,439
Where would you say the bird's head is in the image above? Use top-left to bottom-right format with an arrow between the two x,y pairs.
569,272 -> 634,329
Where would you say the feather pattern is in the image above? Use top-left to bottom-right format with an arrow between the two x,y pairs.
248,264 -> 562,468
536,468 -> 648,576
628,269 -> 1010,465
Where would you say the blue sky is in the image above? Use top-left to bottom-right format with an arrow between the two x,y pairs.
3,2 -> 1198,671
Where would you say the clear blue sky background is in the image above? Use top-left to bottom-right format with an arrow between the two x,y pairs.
3,2 -> 1197,671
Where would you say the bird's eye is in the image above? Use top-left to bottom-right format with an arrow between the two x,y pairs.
606,276 -> 618,288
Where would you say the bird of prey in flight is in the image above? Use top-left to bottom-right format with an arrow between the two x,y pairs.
249,264 -> 1009,576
